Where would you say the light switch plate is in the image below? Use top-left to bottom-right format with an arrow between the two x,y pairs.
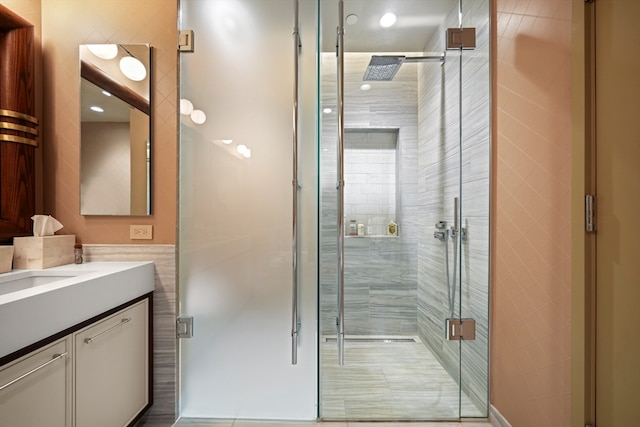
130,225 -> 153,240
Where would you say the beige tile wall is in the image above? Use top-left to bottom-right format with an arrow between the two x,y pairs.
39,0 -> 178,244
492,0 -> 573,426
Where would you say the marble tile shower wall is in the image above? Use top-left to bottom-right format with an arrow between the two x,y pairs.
416,0 -> 490,414
320,53 -> 420,336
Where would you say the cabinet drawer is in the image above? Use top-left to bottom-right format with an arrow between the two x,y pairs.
74,299 -> 148,427
0,339 -> 71,427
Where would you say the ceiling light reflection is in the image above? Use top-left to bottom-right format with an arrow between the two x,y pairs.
119,56 -> 147,81
180,99 -> 194,115
237,144 -> 251,159
379,12 -> 397,28
87,44 -> 118,60
190,109 -> 207,125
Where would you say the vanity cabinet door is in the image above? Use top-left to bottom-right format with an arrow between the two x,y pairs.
0,339 -> 71,427
74,299 -> 149,427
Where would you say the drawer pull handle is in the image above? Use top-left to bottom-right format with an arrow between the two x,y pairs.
0,352 -> 68,391
84,318 -> 131,344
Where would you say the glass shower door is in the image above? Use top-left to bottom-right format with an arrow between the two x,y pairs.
318,0 -> 490,421
178,0 -> 318,420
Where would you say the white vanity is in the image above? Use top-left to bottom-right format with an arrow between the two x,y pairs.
0,262 -> 154,427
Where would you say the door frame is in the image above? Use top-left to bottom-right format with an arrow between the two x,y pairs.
570,0 -> 596,426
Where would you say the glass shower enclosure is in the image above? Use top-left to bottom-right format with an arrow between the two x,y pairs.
178,0 -> 490,421
318,0 -> 490,420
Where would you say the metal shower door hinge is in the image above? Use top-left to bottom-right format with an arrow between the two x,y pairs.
446,27 -> 476,50
446,318 -> 476,341
179,30 -> 194,52
177,316 -> 194,338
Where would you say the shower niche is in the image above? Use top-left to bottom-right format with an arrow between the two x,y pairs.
343,128 -> 399,237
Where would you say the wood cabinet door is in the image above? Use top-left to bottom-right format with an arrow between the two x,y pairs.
0,6 -> 37,244
74,299 -> 149,427
0,339 -> 71,427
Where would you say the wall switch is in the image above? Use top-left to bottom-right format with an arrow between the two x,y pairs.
130,225 -> 153,240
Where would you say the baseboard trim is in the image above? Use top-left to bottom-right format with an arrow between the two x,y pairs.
490,405 -> 512,427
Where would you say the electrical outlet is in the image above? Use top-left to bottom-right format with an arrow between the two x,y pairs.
130,225 -> 153,240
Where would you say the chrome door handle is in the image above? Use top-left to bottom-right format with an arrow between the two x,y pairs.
84,318 -> 131,344
0,352 -> 67,391
291,0 -> 301,365
336,0 -> 345,366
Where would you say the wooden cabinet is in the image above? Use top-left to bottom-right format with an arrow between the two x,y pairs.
0,339 -> 72,427
0,295 -> 151,427
0,4 -> 38,244
75,299 -> 149,427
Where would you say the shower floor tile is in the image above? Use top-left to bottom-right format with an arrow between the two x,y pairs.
320,336 -> 484,421
171,420 -> 490,427
146,338 -> 489,427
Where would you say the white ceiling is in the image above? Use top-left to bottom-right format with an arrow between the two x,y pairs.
320,0 -> 458,52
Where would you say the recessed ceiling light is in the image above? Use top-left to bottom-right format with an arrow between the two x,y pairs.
379,12 -> 397,28
101,90 -> 112,97
360,84 -> 371,91
90,106 -> 104,113
323,108 -> 332,114
346,14 -> 358,25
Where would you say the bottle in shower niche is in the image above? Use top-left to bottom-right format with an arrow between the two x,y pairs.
348,219 -> 358,236
387,219 -> 398,236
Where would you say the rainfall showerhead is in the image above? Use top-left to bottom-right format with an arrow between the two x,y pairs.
362,53 -> 445,81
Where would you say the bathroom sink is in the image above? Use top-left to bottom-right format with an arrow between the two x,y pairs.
0,270 -> 85,296
0,261 -> 154,359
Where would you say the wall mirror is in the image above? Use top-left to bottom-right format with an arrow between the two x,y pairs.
79,43 -> 151,215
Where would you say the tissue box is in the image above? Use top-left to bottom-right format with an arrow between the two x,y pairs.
0,246 -> 13,273
13,235 -> 75,269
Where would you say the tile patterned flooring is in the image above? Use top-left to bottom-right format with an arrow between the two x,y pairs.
320,336 -> 484,420
173,420 -> 491,427
164,337 -> 489,427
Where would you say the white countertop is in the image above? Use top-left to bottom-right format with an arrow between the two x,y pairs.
0,261 -> 154,359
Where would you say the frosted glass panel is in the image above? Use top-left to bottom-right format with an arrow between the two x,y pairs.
178,0 -> 317,419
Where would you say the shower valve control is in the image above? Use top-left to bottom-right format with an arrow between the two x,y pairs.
433,221 -> 448,241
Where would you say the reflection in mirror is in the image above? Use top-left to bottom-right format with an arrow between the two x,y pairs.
79,44 -> 151,215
